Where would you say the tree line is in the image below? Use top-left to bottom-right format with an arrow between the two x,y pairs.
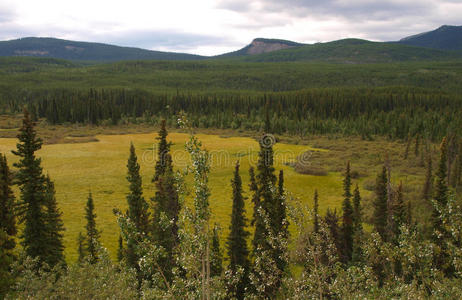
1,110 -> 462,299
2,86 -> 460,141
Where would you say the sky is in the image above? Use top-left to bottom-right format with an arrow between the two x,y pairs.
0,0 -> 461,56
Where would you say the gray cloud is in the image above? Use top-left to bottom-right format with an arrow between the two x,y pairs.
0,4 -> 16,24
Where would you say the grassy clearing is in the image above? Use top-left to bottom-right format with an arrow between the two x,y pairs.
0,129 -> 427,262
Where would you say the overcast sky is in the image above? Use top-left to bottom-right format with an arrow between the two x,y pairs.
0,0 -> 461,56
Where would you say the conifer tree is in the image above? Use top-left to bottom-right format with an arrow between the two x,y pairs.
43,175 -> 65,267
126,143 -> 149,233
324,208 -> 341,259
351,185 -> 363,263
275,170 -> 288,240
250,167 -> 264,254
226,161 -> 250,299
414,134 -> 420,157
0,154 -> 16,298
125,143 -> 149,269
373,166 -> 388,241
341,162 -> 354,263
313,189 -> 319,234
13,108 -> 48,262
85,192 -> 100,263
211,225 -> 223,277
422,155 -> 433,202
153,119 -> 171,182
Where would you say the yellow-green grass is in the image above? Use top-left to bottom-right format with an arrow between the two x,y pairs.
0,132 -> 348,262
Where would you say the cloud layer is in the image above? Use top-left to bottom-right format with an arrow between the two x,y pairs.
0,0 -> 461,55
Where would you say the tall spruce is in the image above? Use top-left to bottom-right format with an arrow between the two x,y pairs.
117,234 -> 124,262
313,189 -> 319,234
125,143 -> 149,269
85,192 -> 100,263
276,170 -> 288,239
341,162 -> 354,264
211,225 -> 223,277
226,161 -> 250,300
43,175 -> 65,267
249,166 -> 264,254
0,154 -> 16,298
373,166 -> 388,241
324,208 -> 342,259
422,155 -> 433,202
126,143 -> 149,233
153,119 -> 171,182
12,108 -> 48,262
403,134 -> 411,160
351,185 -> 363,263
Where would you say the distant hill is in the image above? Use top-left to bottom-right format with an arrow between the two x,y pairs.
231,38 -> 461,63
0,37 -> 205,62
217,38 -> 304,57
399,25 -> 462,51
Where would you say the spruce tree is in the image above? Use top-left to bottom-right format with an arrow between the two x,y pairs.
249,167 -> 264,253
153,119 -> 171,182
373,166 -> 388,241
414,134 -> 420,157
85,192 -> 100,263
152,153 -> 179,282
341,162 -> 354,264
351,185 -> 363,263
275,170 -> 288,241
211,225 -> 223,277
313,189 -> 319,234
422,155 -> 433,202
226,161 -> 250,300
0,154 -> 16,298
43,175 -> 65,267
324,208 -> 341,259
12,108 -> 48,262
126,143 -> 149,233
125,143 -> 149,269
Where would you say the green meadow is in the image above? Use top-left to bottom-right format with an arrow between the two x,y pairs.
1,131 -> 351,261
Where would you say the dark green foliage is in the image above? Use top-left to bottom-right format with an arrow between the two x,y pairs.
43,176 -> 65,267
324,208 -> 342,259
211,225 -> 223,277
153,120 -> 171,183
341,162 -> 354,264
84,192 -> 100,263
422,155 -> 433,201
226,161 -> 250,299
12,109 -> 49,262
275,170 -> 288,238
126,143 -> 149,233
313,190 -> 319,234
0,154 -> 16,298
415,135 -> 420,157
249,166 -> 264,254
125,143 -> 149,269
373,166 -> 388,241
351,185 -> 363,263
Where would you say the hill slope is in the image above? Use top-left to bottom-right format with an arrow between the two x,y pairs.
217,38 -> 304,57
399,25 -> 462,51
0,37 -> 205,62
232,39 -> 462,63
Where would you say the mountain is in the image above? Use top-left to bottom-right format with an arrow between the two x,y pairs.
217,38 -> 304,57
399,25 -> 462,51
0,37 -> 205,62
231,38 -> 461,63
